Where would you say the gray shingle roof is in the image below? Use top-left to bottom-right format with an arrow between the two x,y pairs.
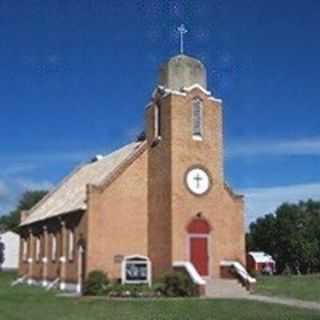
21,142 -> 142,226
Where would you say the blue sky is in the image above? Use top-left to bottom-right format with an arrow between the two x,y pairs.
0,0 -> 320,224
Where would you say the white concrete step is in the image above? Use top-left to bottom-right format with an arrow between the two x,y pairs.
205,279 -> 250,298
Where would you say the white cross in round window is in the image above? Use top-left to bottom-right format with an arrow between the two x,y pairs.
185,167 -> 211,195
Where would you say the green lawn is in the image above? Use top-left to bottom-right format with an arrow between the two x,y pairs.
256,274 -> 320,302
0,273 -> 319,320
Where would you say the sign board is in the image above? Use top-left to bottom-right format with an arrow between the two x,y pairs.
121,255 -> 151,285
125,261 -> 148,281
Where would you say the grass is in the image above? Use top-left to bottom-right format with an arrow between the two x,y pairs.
0,273 -> 320,320
256,274 -> 320,302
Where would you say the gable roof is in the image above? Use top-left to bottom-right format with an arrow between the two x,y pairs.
21,142 -> 144,226
248,251 -> 275,264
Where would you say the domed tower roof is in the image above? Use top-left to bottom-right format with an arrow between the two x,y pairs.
158,54 -> 207,91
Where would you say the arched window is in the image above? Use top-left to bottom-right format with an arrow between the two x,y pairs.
51,234 -> 57,262
154,104 -> 161,140
35,237 -> 41,262
68,230 -> 74,261
192,98 -> 203,140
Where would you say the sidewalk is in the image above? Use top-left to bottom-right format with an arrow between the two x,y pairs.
245,294 -> 320,311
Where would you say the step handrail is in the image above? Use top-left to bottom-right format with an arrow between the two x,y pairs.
173,261 -> 206,285
46,278 -> 60,291
11,275 -> 27,287
221,260 -> 256,284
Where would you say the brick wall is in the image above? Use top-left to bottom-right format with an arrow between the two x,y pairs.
86,149 -> 148,280
146,96 -> 173,279
19,211 -> 87,284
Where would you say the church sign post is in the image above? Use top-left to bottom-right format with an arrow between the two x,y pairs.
121,255 -> 151,286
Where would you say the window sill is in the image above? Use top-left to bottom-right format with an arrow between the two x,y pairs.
192,135 -> 203,141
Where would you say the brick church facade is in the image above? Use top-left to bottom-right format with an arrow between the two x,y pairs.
19,54 -> 247,293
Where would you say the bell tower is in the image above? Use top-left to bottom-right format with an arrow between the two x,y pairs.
159,54 -> 207,91
146,54 -> 223,183
146,53 -> 227,277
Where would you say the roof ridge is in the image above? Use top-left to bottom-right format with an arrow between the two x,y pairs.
84,142 -> 139,168
92,141 -> 147,192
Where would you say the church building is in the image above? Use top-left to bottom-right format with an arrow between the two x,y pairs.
19,54 -> 252,294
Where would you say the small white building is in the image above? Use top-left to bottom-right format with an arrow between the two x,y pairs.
0,231 -> 20,271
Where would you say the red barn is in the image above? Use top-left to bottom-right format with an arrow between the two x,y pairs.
247,252 -> 275,275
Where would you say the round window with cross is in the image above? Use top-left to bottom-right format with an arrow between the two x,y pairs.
185,166 -> 212,196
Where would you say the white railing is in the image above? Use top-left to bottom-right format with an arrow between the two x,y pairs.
221,260 -> 256,284
173,261 -> 206,285
11,275 -> 27,287
46,278 -> 60,291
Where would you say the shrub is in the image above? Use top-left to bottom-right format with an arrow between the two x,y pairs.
83,270 -> 109,295
159,271 -> 196,297
108,283 -> 158,298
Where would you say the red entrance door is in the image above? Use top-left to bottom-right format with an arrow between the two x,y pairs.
190,237 -> 209,276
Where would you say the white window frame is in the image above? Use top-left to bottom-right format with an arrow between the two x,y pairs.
51,234 -> 57,262
68,229 -> 74,261
192,98 -> 204,140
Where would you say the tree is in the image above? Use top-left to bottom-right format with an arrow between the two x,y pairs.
0,190 -> 48,233
248,200 -> 320,274
249,213 -> 278,254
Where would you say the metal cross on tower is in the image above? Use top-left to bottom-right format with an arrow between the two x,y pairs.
177,24 -> 188,54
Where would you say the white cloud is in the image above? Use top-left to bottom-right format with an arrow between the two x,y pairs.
0,149 -> 104,180
227,137 -> 320,158
14,179 -> 53,192
1,164 -> 37,176
5,150 -> 95,164
0,178 -> 53,216
0,149 -> 94,214
125,126 -> 143,141
0,181 -> 9,201
241,182 -> 320,225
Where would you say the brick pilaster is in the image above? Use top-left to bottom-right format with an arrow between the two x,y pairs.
27,229 -> 34,285
42,226 -> 49,286
59,220 -> 67,290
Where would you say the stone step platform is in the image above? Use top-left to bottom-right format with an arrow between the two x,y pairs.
205,278 -> 250,298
